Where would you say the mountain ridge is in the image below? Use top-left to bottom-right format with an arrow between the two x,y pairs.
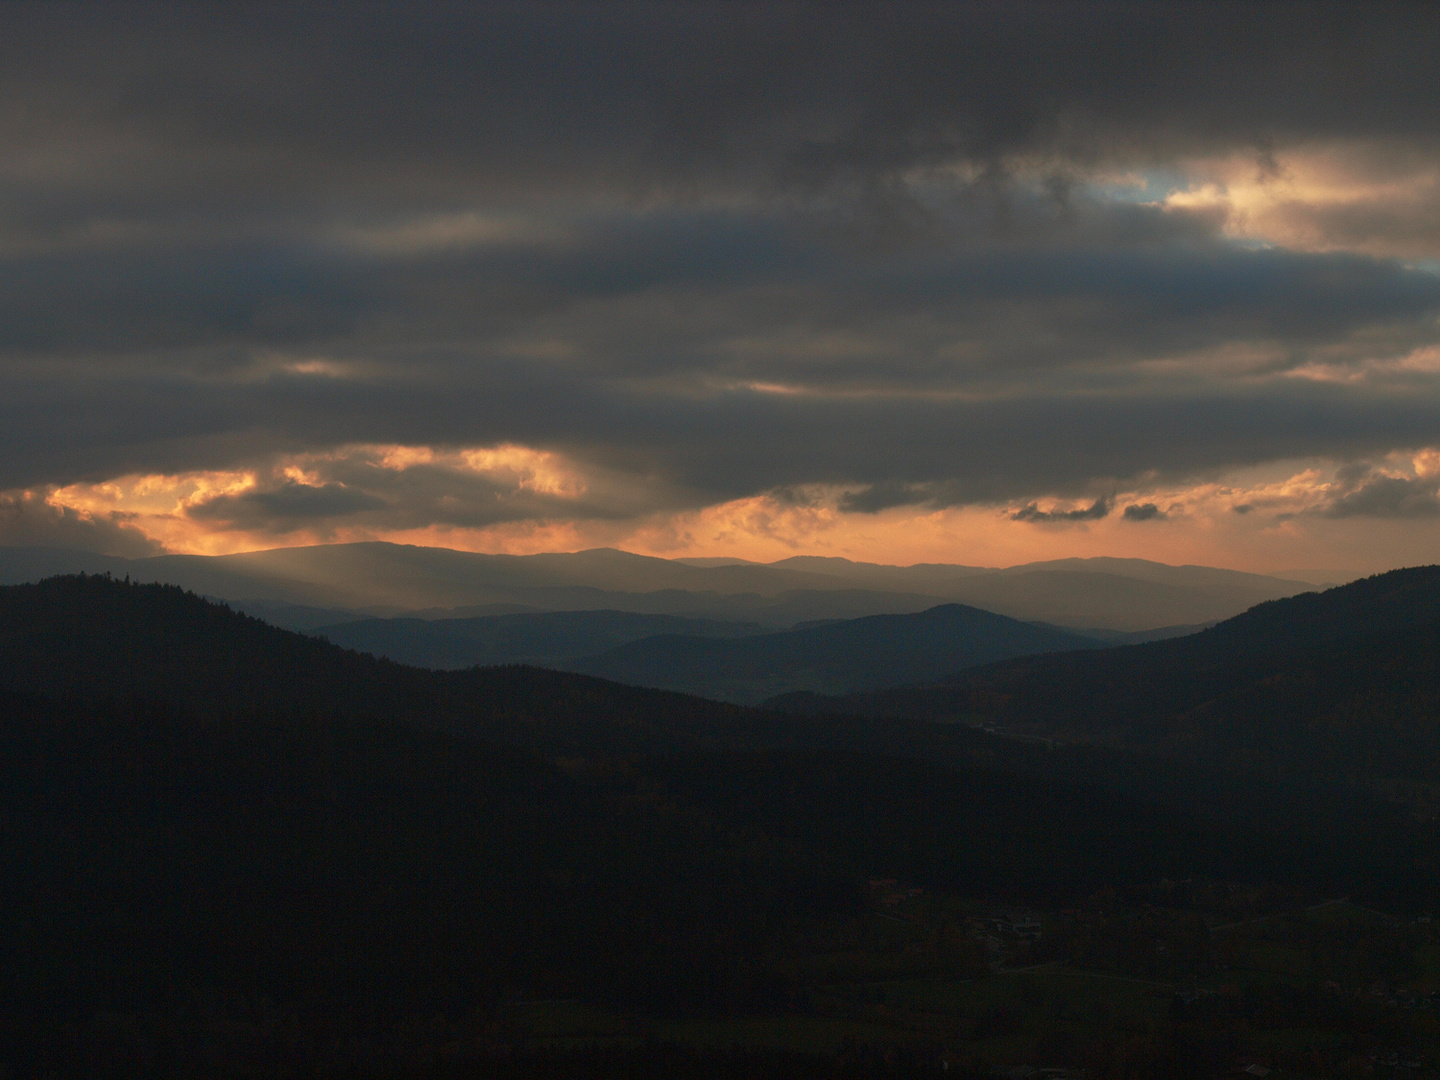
561,602 -> 1096,704
0,542 -> 1325,631
770,565 -> 1440,807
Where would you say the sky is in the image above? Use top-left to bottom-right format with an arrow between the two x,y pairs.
2,2 -> 1440,574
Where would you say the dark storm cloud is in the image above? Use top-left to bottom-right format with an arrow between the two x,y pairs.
1123,503 -> 1167,522
5,4 -> 1435,205
0,492 -> 162,557
4,208 -> 1436,375
1317,471 -> 1440,519
1011,497 -> 1112,523
838,482 -> 933,514
188,481 -> 386,527
2,2 -> 1440,539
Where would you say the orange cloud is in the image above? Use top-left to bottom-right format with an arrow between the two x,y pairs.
35,443 -> 607,555
1158,141 -> 1440,258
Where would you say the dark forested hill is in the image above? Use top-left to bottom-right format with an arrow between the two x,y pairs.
0,574 -> 778,757
563,604 -> 1096,703
774,566 -> 1440,803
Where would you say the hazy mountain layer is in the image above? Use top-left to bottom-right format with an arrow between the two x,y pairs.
0,542 -> 1323,631
936,568 -> 1302,631
562,604 -> 1096,704
319,609 -> 765,669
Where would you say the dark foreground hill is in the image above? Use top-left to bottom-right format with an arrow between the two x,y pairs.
775,566 -> 1440,806
0,574 -> 772,757
2,574 -> 1437,1075
562,604 -> 1096,703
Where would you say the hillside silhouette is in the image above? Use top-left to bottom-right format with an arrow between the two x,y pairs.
0,574 -> 775,757
774,566 -> 1440,804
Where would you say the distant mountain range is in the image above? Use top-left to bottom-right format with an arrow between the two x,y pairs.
557,605 -> 1097,703
316,604 -> 1104,703
0,542 -> 1330,631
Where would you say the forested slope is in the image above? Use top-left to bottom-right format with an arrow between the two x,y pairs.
774,567 -> 1440,802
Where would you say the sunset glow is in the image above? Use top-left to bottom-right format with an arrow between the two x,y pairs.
19,443 -> 1440,575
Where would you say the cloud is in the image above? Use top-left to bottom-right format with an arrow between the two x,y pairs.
0,490 -> 164,557
1317,472 -> 1440,519
0,6 -> 1438,561
10,6 -> 1436,197
1122,502 -> 1167,521
187,480 -> 387,529
1160,142 -> 1440,259
1011,497 -> 1112,524
39,443 -> 678,549
838,482 -> 932,514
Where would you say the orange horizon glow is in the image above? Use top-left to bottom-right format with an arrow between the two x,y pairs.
22,439 -> 1440,577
